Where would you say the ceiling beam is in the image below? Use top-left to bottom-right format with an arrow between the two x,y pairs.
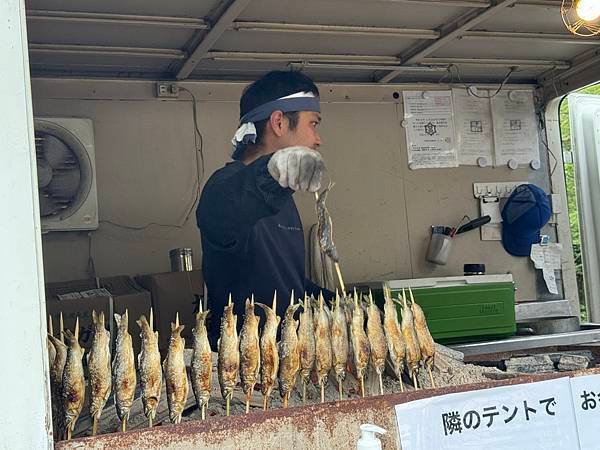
377,0 -> 517,83
423,56 -> 570,69
354,0 -> 491,6
28,43 -> 186,59
462,30 -> 600,44
232,22 -> 439,39
176,0 -> 252,80
288,62 -> 448,72
205,51 -> 401,64
26,10 -> 208,29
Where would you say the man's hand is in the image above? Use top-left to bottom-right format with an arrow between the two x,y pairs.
267,146 -> 325,192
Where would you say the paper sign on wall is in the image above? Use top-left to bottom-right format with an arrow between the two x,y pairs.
491,91 -> 540,166
403,91 -> 458,169
530,243 -> 563,294
452,89 -> 493,166
395,377 -> 579,450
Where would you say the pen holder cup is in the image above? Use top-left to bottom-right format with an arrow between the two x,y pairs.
426,230 -> 453,265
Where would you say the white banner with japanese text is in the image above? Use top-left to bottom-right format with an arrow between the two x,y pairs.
395,377 -> 578,450
569,374 -> 600,450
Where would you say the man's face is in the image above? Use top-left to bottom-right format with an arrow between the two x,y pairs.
282,111 -> 322,150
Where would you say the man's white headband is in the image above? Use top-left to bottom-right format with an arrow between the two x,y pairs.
231,91 -> 320,160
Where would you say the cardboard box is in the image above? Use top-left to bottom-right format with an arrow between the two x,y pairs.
136,270 -> 204,351
45,276 -> 151,353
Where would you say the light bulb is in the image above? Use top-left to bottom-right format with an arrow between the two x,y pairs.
576,0 -> 600,21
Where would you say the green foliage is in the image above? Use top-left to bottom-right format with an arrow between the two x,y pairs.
560,83 -> 600,320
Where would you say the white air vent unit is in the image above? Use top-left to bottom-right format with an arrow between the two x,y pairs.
34,117 -> 98,232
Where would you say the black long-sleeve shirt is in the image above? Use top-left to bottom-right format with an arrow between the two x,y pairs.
197,155 -> 329,346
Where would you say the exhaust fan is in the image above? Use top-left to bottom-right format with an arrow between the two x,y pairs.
35,117 -> 98,232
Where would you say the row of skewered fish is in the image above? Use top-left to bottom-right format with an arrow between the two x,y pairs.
47,308 -> 190,440
216,285 -> 437,415
46,284 -> 436,440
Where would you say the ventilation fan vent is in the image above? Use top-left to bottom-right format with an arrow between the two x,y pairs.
35,118 -> 98,232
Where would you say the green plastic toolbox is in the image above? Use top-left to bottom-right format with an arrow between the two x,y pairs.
384,274 -> 516,343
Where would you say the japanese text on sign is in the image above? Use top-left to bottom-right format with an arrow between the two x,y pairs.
395,377 -> 578,450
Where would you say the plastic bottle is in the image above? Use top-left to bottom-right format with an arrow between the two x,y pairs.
357,423 -> 387,450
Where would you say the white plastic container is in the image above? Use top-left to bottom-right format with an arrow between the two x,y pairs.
357,423 -> 387,450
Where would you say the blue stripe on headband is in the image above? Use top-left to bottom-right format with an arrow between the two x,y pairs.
239,96 -> 321,124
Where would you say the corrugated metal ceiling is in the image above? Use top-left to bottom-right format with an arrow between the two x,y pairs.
25,0 -> 600,86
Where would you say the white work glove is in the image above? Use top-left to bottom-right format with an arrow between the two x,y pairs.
267,146 -> 325,192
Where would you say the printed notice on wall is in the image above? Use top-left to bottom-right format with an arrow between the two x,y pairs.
403,91 -> 458,169
395,377 -> 579,450
491,91 -> 540,166
452,88 -> 493,166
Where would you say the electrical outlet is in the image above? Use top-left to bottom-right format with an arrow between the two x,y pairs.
156,82 -> 179,98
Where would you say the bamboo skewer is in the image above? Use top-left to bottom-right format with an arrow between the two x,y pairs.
428,368 -> 436,388
302,382 -> 307,404
60,312 -> 65,344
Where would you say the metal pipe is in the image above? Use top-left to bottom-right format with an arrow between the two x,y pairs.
26,10 -> 208,29
462,30 -> 600,44
289,62 -> 448,72
206,51 -> 401,64
423,56 -> 570,69
232,21 -> 439,39
28,43 -> 186,59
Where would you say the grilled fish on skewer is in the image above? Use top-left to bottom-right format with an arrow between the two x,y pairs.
350,289 -> 370,397
87,310 -> 111,436
316,182 -> 339,263
365,291 -> 387,396
113,311 -> 137,432
163,313 -> 189,424
49,317 -> 68,439
61,318 -> 85,441
399,289 -> 421,389
256,292 -> 280,410
190,304 -> 212,420
240,296 -> 261,414
278,291 -> 301,408
218,295 -> 239,417
408,287 -> 436,388
331,291 -> 348,400
48,315 -> 67,439
314,292 -> 332,403
297,294 -> 315,404
47,314 -> 56,368
137,309 -> 162,427
382,285 -> 405,392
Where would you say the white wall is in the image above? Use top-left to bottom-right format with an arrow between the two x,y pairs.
33,79 -> 552,301
1,1 -> 52,448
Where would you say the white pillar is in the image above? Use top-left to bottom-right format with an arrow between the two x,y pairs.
0,0 -> 52,448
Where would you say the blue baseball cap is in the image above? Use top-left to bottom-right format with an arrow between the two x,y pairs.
501,184 -> 552,257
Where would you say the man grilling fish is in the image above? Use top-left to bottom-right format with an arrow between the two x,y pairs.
197,71 -> 334,346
